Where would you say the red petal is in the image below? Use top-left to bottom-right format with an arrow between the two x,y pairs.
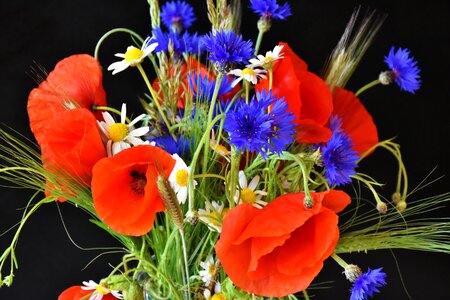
296,119 -> 332,144
332,87 -> 378,155
321,190 -> 351,213
92,145 -> 175,236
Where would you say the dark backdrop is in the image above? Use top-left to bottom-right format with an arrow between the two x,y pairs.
0,0 -> 449,299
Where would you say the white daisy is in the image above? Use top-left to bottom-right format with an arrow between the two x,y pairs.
248,44 -> 285,69
98,103 -> 149,156
81,280 -> 123,300
107,36 -> 158,75
168,154 -> 197,204
228,67 -> 267,88
199,255 -> 219,286
198,201 -> 228,233
234,171 -> 268,208
203,282 -> 226,300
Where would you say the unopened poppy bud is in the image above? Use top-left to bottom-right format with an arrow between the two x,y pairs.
257,17 -> 272,33
379,71 -> 394,85
396,200 -> 407,212
377,201 -> 388,214
391,192 -> 402,204
304,194 -> 314,209
344,264 -> 362,283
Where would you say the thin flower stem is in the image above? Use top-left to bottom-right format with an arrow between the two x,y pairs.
331,253 -> 349,269
94,28 -> 144,60
179,230 -> 190,300
245,81 -> 250,104
203,73 -> 224,175
193,173 -> 226,181
254,29 -> 265,55
136,63 -> 175,139
355,79 -> 381,96
302,290 -> 310,300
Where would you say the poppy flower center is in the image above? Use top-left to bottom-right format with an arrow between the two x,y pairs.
125,47 -> 143,63
130,170 -> 147,195
241,188 -> 256,204
242,68 -> 255,76
109,123 -> 129,142
95,285 -> 110,295
211,293 -> 227,300
176,169 -> 189,187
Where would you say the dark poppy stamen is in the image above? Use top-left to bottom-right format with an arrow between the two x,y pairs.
130,170 -> 147,195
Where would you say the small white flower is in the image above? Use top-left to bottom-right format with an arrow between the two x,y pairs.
199,255 -> 219,286
81,280 -> 123,300
168,154 -> 197,204
229,67 -> 267,88
107,36 -> 158,75
248,44 -> 285,69
234,171 -> 267,208
203,282 -> 224,300
198,201 -> 227,233
98,103 -> 149,156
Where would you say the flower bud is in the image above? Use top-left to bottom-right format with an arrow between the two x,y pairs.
257,17 -> 272,33
396,200 -> 407,212
377,201 -> 388,214
304,194 -> 314,209
379,71 -> 394,85
344,264 -> 362,283
391,192 -> 402,204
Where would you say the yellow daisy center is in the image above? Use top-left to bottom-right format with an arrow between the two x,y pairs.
208,263 -> 216,274
176,169 -> 189,187
264,55 -> 274,62
212,293 -> 228,300
213,143 -> 229,155
241,68 -> 255,76
241,188 -> 256,204
95,285 -> 110,295
109,123 -> 129,142
124,47 -> 143,63
207,208 -> 229,227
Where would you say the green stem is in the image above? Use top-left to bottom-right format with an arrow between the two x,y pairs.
202,73 -> 224,175
136,63 -> 175,139
193,173 -> 226,181
92,105 -> 131,123
94,28 -> 144,60
179,230 -> 190,300
188,114 -> 224,214
302,290 -> 310,300
245,81 -> 250,104
331,253 -> 349,269
355,79 -> 381,96
254,29 -> 265,55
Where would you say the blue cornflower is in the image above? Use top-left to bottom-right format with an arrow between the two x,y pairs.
187,73 -> 233,101
319,115 -> 359,186
384,46 -> 421,93
160,1 -> 196,31
224,90 -> 295,158
152,27 -> 202,55
250,0 -> 292,20
201,30 -> 254,72
350,268 -> 387,300
150,135 -> 191,159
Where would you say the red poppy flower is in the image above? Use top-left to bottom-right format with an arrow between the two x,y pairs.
58,286 -> 116,300
332,87 -> 378,155
40,108 -> 106,187
215,190 -> 351,297
256,42 -> 333,144
91,145 -> 176,236
28,54 -> 107,146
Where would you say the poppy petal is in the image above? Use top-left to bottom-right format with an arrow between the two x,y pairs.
321,189 -> 352,213
332,87 -> 378,155
296,119 -> 332,144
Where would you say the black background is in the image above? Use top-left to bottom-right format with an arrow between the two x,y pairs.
0,0 -> 449,299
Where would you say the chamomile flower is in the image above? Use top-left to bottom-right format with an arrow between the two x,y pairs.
81,280 -> 123,300
198,201 -> 228,233
98,103 -> 149,156
234,171 -> 267,208
107,36 -> 158,75
204,282 -> 227,300
229,67 -> 267,87
168,154 -> 196,204
248,44 -> 284,69
199,255 -> 219,286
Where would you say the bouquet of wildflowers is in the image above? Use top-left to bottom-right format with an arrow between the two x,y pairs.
1,0 -> 449,299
